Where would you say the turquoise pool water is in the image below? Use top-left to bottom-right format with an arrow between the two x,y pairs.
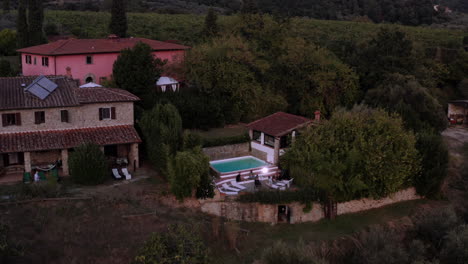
211,157 -> 267,173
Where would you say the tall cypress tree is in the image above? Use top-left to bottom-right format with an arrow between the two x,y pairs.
203,8 -> 218,38
109,0 -> 127,37
28,0 -> 46,46
16,0 -> 29,48
2,0 -> 9,14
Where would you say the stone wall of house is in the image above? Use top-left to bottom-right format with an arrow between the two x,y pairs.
203,143 -> 250,161
0,102 -> 134,134
200,188 -> 420,224
251,147 -> 268,162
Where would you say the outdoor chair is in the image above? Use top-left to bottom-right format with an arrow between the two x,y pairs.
23,172 -> 31,183
282,178 -> 294,188
230,181 -> 247,190
39,171 -> 46,181
122,168 -> 132,180
112,168 -> 122,179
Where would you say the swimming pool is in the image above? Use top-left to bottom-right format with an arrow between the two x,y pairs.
210,156 -> 268,174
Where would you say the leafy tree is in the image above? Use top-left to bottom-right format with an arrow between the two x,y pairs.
274,37 -> 359,117
241,0 -> 259,14
0,29 -> 16,56
413,132 -> 448,198
16,0 -> 29,49
0,59 -> 13,77
69,143 -> 108,185
109,0 -> 127,37
113,42 -> 165,100
2,0 -> 9,14
182,130 -> 203,150
203,8 -> 218,38
133,224 -> 210,264
357,28 -> 416,90
440,225 -> 468,264
282,105 -> 420,202
185,35 -> 286,124
139,103 -> 182,177
168,147 -> 211,200
28,0 -> 46,46
365,74 -> 447,132
258,241 -> 328,264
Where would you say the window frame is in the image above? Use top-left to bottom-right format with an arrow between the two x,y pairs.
99,107 -> 116,121
25,55 -> 32,64
264,134 -> 275,148
252,130 -> 261,142
60,110 -> 69,123
1,113 -> 21,127
34,111 -> 45,124
86,56 -> 93,65
42,57 -> 49,67
101,108 -> 111,120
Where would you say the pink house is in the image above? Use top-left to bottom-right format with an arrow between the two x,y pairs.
17,36 -> 190,85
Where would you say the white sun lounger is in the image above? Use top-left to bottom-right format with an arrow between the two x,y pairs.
268,178 -> 286,190
122,168 -> 132,180
222,183 -> 241,192
230,181 -> 247,190
112,168 -> 122,179
218,188 -> 238,196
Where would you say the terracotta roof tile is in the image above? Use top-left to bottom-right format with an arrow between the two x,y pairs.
0,125 -> 141,153
17,37 -> 190,56
0,76 -> 140,110
247,112 -> 312,137
0,76 -> 80,110
75,87 -> 140,104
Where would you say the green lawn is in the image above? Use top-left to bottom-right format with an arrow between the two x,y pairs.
210,199 -> 433,264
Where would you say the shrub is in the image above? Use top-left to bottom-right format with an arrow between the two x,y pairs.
0,59 -> 13,77
439,225 -> 468,264
349,226 -> 409,264
69,143 -> 108,185
44,22 -> 59,35
19,177 -> 61,199
182,130 -> 203,150
258,241 -> 328,264
413,207 -> 460,250
0,223 -> 23,261
133,224 -> 210,264
168,147 -> 211,200
283,105 -> 420,202
414,132 -> 448,198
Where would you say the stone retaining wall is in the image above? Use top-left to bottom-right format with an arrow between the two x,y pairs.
203,143 -> 250,161
200,188 -> 420,224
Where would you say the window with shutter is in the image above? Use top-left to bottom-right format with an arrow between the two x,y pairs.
99,108 -> 111,120
34,111 -> 45,124
111,107 -> 116,119
61,110 -> 69,123
2,113 -> 20,126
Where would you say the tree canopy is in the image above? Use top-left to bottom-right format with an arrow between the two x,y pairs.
109,0 -> 127,37
139,103 -> 183,177
69,143 -> 108,185
113,42 -> 165,101
282,105 -> 420,202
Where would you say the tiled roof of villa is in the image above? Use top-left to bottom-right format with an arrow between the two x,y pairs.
247,112 -> 313,137
0,125 -> 142,153
17,37 -> 190,56
0,76 -> 140,110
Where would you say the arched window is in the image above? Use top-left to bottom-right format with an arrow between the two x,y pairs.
85,76 -> 94,83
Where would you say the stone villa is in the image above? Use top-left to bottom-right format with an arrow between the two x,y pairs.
0,75 -> 141,183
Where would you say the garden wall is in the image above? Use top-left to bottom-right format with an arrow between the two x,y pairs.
200,188 -> 420,224
202,143 -> 250,161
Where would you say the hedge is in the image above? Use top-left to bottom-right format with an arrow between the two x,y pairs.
202,133 -> 250,148
237,188 -> 322,205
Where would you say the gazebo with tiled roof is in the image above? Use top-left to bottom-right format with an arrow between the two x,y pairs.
246,111 -> 320,164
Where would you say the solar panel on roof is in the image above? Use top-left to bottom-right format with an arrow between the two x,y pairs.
27,84 -> 50,100
24,75 -> 58,100
37,77 -> 58,92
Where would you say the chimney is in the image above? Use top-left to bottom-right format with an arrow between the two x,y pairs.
314,110 -> 321,122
